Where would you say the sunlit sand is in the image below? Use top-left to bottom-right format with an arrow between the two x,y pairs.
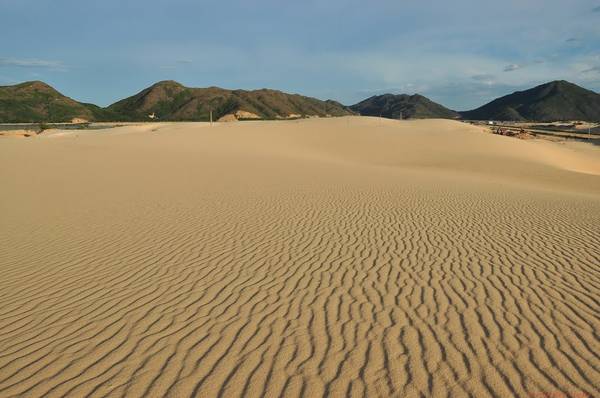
1,117 -> 598,397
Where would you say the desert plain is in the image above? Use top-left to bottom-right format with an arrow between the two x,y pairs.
0,117 -> 599,397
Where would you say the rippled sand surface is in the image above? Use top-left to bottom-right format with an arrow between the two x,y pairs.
1,117 -> 599,397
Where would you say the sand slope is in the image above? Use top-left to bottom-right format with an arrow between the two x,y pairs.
0,117 -> 599,397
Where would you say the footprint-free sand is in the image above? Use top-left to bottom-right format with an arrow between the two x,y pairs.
1,117 -> 599,397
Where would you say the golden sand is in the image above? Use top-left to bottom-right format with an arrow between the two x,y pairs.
0,117 -> 598,397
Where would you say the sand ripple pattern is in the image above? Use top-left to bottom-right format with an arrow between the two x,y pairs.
0,119 -> 599,397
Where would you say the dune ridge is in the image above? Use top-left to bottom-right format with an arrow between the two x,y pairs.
0,117 -> 599,397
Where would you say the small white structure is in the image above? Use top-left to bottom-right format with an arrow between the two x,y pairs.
148,112 -> 157,120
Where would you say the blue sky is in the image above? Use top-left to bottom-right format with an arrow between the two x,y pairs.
1,0 -> 600,110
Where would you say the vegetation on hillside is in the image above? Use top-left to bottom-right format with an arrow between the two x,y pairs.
2,79 -> 599,123
0,81 -> 95,123
460,80 -> 600,121
350,94 -> 459,119
106,81 -> 353,121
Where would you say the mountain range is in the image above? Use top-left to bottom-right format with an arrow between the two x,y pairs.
0,80 -> 352,123
1,79 -> 599,123
106,81 -> 353,121
350,81 -> 600,122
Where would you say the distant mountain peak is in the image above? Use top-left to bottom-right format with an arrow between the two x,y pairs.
350,93 -> 458,119
0,80 -> 105,123
548,79 -> 572,86
461,80 -> 600,121
15,80 -> 57,92
151,80 -> 184,88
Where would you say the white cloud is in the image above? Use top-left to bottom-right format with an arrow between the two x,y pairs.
0,58 -> 66,70
503,64 -> 522,72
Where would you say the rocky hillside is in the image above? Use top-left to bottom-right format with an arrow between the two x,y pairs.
0,81 -> 111,123
350,94 -> 459,119
106,81 -> 353,121
4,79 -> 599,123
461,80 -> 600,121
0,80 -> 352,123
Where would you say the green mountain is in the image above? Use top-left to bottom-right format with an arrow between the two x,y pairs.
3,79 -> 599,123
106,81 -> 353,121
0,80 -> 352,123
0,81 -> 113,123
461,80 -> 600,121
350,93 -> 459,119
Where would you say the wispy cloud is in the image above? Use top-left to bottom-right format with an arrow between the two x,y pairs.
582,65 -> 600,73
593,5 -> 600,12
0,58 -> 65,70
503,64 -> 522,72
157,59 -> 193,70
471,74 -> 495,81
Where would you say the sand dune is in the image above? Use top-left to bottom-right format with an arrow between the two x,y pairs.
0,117 -> 599,398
